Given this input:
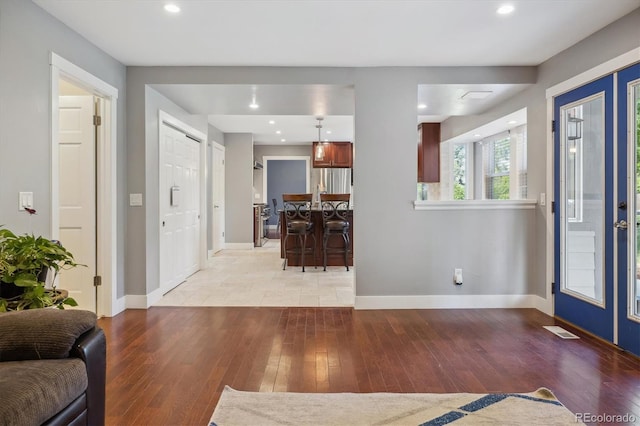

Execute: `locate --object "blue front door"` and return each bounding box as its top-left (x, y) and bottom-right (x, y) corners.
top-left (616, 62), bottom-right (640, 356)
top-left (554, 63), bottom-right (640, 356)
top-left (554, 74), bottom-right (615, 342)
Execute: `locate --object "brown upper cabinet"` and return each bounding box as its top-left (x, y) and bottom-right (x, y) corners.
top-left (313, 142), bottom-right (353, 168)
top-left (417, 123), bottom-right (440, 182)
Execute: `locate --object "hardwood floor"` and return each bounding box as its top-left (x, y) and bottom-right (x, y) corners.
top-left (99, 307), bottom-right (640, 425)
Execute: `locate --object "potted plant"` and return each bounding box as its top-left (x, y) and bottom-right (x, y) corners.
top-left (0, 227), bottom-right (81, 311)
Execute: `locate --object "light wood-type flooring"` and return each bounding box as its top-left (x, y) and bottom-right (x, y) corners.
top-left (154, 239), bottom-right (355, 308)
top-left (99, 307), bottom-right (640, 425)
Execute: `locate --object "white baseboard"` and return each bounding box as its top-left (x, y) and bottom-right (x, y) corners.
top-left (354, 294), bottom-right (547, 310)
top-left (224, 243), bottom-right (254, 250)
top-left (124, 287), bottom-right (165, 309)
top-left (111, 296), bottom-right (126, 316)
top-left (534, 295), bottom-right (553, 316)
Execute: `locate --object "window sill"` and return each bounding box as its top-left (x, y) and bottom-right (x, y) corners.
top-left (413, 199), bottom-right (538, 211)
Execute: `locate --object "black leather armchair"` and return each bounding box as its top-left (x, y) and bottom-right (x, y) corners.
top-left (0, 309), bottom-right (106, 426)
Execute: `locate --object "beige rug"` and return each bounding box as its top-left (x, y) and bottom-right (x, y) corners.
top-left (209, 386), bottom-right (581, 425)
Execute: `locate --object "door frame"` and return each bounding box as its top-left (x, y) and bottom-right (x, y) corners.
top-left (544, 47), bottom-right (640, 317)
top-left (210, 140), bottom-right (225, 256)
top-left (158, 111), bottom-right (208, 290)
top-left (50, 52), bottom-right (118, 317)
top-left (262, 155), bottom-right (311, 217)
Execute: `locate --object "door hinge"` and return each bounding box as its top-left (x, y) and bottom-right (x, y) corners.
top-left (551, 282), bottom-right (555, 294)
top-left (222, 231), bottom-right (225, 237)
top-left (551, 120), bottom-right (556, 133)
top-left (551, 201), bottom-right (555, 213)
top-left (93, 115), bottom-right (102, 126)
top-left (93, 275), bottom-right (102, 287)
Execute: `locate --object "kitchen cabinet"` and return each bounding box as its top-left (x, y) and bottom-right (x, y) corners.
top-left (313, 142), bottom-right (353, 168)
top-left (418, 123), bottom-right (440, 183)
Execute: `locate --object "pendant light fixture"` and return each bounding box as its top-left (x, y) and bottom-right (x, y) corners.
top-left (314, 117), bottom-right (325, 161)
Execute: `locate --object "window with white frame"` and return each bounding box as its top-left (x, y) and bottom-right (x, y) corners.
top-left (485, 136), bottom-right (511, 199)
top-left (481, 125), bottom-right (527, 200)
top-left (452, 143), bottom-right (472, 200)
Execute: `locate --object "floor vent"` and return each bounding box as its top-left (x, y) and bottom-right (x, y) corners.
top-left (543, 326), bottom-right (580, 339)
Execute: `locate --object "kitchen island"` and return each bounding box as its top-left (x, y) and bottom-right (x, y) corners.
top-left (280, 209), bottom-right (353, 267)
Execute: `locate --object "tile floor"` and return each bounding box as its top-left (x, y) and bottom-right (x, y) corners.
top-left (154, 239), bottom-right (355, 307)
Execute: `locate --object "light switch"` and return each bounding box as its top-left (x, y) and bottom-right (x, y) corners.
top-left (129, 193), bottom-right (143, 207)
top-left (19, 192), bottom-right (33, 211)
top-left (540, 193), bottom-right (546, 206)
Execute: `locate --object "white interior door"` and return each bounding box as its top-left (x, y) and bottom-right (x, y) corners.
top-left (211, 142), bottom-right (225, 254)
top-left (160, 122), bottom-right (201, 294)
top-left (184, 135), bottom-right (200, 275)
top-left (58, 95), bottom-right (96, 311)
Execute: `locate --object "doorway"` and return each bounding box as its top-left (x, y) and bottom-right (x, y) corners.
top-left (210, 141), bottom-right (225, 255)
top-left (553, 63), bottom-right (640, 356)
top-left (50, 53), bottom-right (118, 317)
top-left (263, 156), bottom-right (311, 236)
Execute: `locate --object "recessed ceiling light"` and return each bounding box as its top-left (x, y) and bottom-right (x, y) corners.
top-left (497, 4), bottom-right (514, 15)
top-left (326, 130), bottom-right (332, 134)
top-left (268, 120), bottom-right (275, 125)
top-left (249, 102), bottom-right (259, 109)
top-left (418, 103), bottom-right (427, 109)
top-left (474, 134), bottom-right (482, 138)
top-left (281, 139), bottom-right (286, 142)
top-left (508, 120), bottom-right (517, 125)
top-left (276, 130), bottom-right (281, 134)
top-left (164, 4), bottom-right (181, 13)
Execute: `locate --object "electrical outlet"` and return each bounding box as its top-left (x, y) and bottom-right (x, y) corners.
top-left (454, 268), bottom-right (463, 285)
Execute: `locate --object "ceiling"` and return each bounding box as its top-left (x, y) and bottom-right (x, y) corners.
top-left (35, 0), bottom-right (640, 144)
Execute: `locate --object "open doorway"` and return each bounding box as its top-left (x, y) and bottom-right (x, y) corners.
top-left (50, 53), bottom-right (118, 317)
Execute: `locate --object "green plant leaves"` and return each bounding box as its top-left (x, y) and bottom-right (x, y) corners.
top-left (0, 226), bottom-right (84, 310)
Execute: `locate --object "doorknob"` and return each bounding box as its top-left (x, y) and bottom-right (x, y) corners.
top-left (614, 220), bottom-right (628, 230)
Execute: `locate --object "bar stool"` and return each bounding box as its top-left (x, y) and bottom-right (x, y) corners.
top-left (320, 193), bottom-right (351, 271)
top-left (272, 197), bottom-right (282, 237)
top-left (282, 193), bottom-right (316, 272)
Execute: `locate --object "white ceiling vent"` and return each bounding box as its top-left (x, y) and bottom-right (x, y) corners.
top-left (460, 91), bottom-right (493, 100)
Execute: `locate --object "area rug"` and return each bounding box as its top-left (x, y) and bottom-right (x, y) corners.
top-left (209, 386), bottom-right (581, 425)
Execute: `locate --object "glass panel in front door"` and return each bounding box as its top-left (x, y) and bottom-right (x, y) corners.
top-left (561, 95), bottom-right (605, 304)
top-left (633, 83), bottom-right (640, 319)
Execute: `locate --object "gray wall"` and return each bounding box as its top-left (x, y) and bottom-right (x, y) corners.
top-left (3, 0), bottom-right (637, 305)
top-left (441, 6), bottom-right (640, 298)
top-left (0, 0), bottom-right (127, 297)
top-left (124, 86), bottom-right (208, 296)
top-left (125, 66), bottom-right (539, 300)
top-left (224, 133), bottom-right (254, 244)
top-left (253, 145), bottom-right (313, 205)
top-left (265, 160), bottom-right (308, 226)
